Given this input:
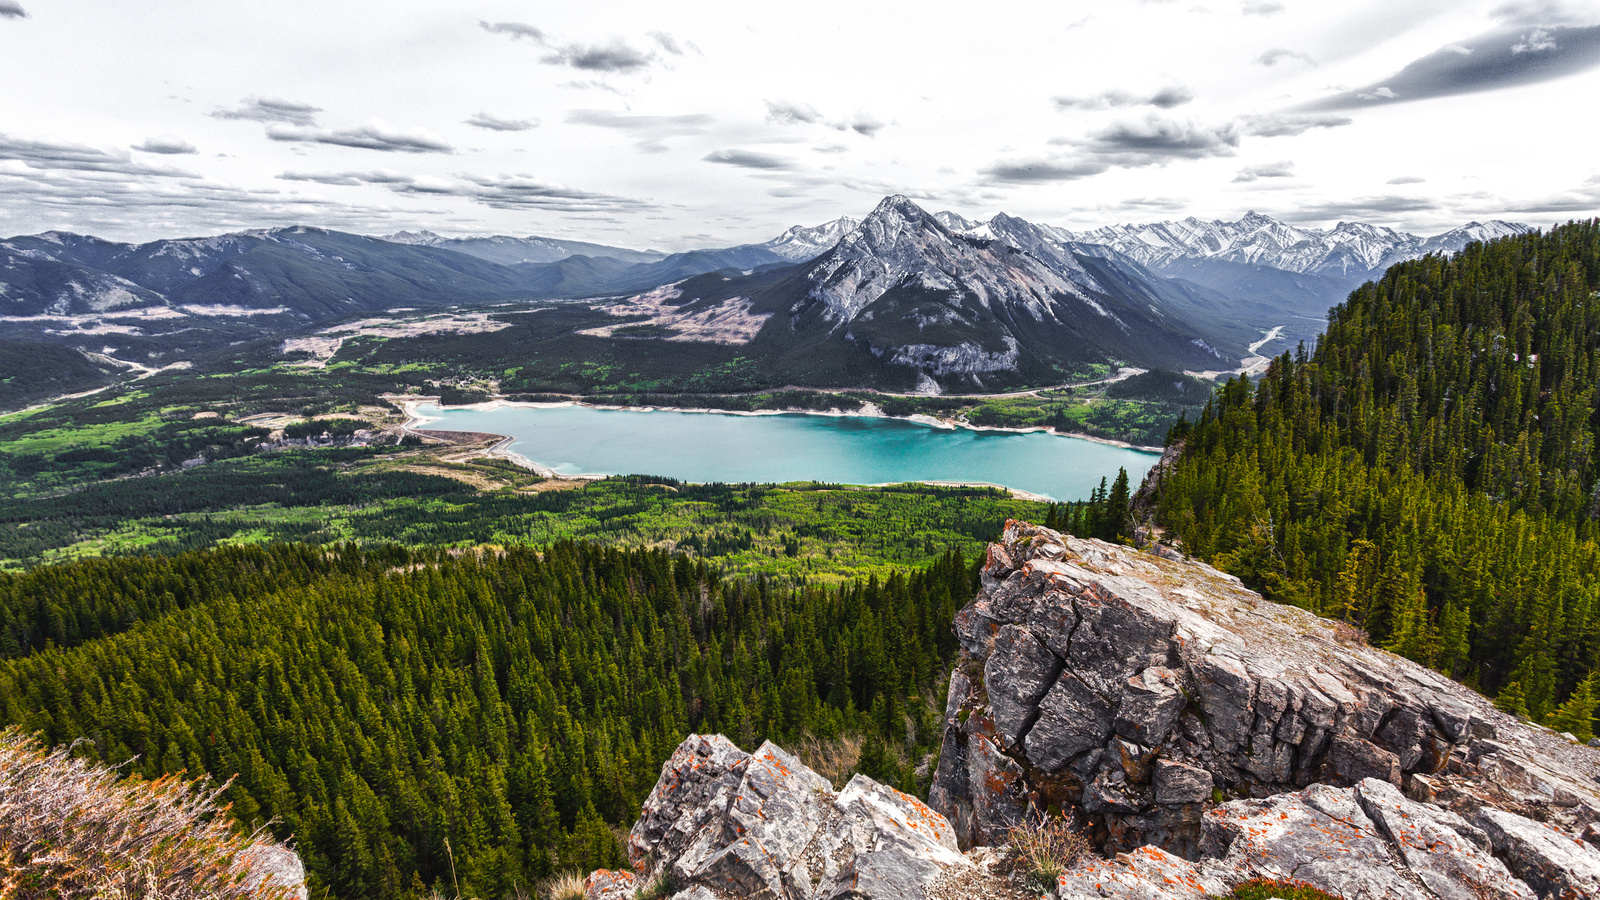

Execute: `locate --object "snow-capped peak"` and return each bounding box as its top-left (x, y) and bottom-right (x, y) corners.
top-left (759, 216), bottom-right (861, 261)
top-left (1064, 212), bottom-right (1534, 278)
top-left (383, 230), bottom-right (447, 246)
top-left (803, 195), bottom-right (1102, 323)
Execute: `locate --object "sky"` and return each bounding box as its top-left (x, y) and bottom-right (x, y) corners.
top-left (2, 0), bottom-right (1598, 249)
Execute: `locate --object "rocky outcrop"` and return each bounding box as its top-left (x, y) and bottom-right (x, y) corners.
top-left (621, 734), bottom-right (971, 900)
top-left (1057, 778), bottom-right (1537, 900)
top-left (589, 523), bottom-right (1600, 899)
top-left (931, 521), bottom-right (1600, 899)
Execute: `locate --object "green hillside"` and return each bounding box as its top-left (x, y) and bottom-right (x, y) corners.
top-left (0, 542), bottom-right (972, 899)
top-left (1152, 220), bottom-right (1600, 726)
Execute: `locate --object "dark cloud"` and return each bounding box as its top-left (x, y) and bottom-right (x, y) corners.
top-left (763, 100), bottom-right (889, 137)
top-left (1086, 116), bottom-right (1240, 161)
top-left (278, 169), bottom-right (417, 187)
top-left (1300, 24), bottom-right (1600, 111)
top-left (458, 174), bottom-right (648, 213)
top-left (703, 149), bottom-right (796, 170)
top-left (1292, 196), bottom-right (1443, 219)
top-left (650, 32), bottom-right (685, 55)
top-left (1052, 87), bottom-right (1195, 109)
top-left (275, 169), bottom-right (649, 214)
top-left (1256, 48), bottom-right (1316, 66)
top-left (479, 20), bottom-right (545, 42)
top-left (0, 133), bottom-right (193, 177)
top-left (547, 40), bottom-right (653, 73)
top-left (567, 109), bottom-right (712, 152)
top-left (848, 114), bottom-right (887, 137)
top-left (1233, 161), bottom-right (1295, 182)
top-left (132, 135), bottom-right (198, 155)
top-left (211, 97), bottom-right (322, 127)
top-left (985, 110), bottom-right (1348, 185)
top-left (1387, 175), bottom-right (1427, 184)
top-left (1112, 197), bottom-right (1190, 212)
top-left (482, 20), bottom-right (658, 73)
top-left (0, 153), bottom-right (443, 239)
top-left (1505, 176), bottom-right (1600, 213)
top-left (465, 112), bottom-right (538, 132)
top-left (0, 1), bottom-right (25, 18)
top-left (981, 158), bottom-right (1110, 183)
top-left (266, 123), bottom-right (453, 153)
top-left (1242, 1), bottom-right (1284, 14)
top-left (766, 100), bottom-right (824, 125)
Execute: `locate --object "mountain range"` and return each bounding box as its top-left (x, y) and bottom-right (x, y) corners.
top-left (0, 200), bottom-right (1532, 399)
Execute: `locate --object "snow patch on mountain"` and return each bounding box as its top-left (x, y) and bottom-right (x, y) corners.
top-left (804, 196), bottom-right (1100, 325)
top-left (758, 216), bottom-right (861, 261)
top-left (1068, 212), bottom-right (1532, 278)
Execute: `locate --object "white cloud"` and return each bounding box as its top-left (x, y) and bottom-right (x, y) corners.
top-left (0, 3), bottom-right (1594, 244)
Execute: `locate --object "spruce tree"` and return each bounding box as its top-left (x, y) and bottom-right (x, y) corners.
top-left (1549, 673), bottom-right (1598, 743)
top-left (1103, 468), bottom-right (1132, 543)
top-left (1495, 681), bottom-right (1530, 719)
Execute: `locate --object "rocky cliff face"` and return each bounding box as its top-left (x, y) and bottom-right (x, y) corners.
top-left (597, 734), bottom-right (977, 900)
top-left (929, 521), bottom-right (1600, 899)
top-left (584, 522), bottom-right (1600, 900)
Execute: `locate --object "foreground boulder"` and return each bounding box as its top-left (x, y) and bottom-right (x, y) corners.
top-left (622, 734), bottom-right (970, 900)
top-left (930, 521), bottom-right (1600, 898)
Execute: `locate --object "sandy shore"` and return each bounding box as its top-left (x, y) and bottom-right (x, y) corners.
top-left (393, 394), bottom-right (1159, 498)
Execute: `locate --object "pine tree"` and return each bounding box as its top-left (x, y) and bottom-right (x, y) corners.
top-left (1384, 589), bottom-right (1439, 667)
top-left (1435, 595), bottom-right (1471, 679)
top-left (1549, 673), bottom-right (1598, 743)
top-left (1103, 468), bottom-right (1132, 543)
top-left (1495, 681), bottom-right (1530, 719)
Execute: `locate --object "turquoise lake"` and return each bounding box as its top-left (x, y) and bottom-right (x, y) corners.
top-left (412, 403), bottom-right (1160, 502)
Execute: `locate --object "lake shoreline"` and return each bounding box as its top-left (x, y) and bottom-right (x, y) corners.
top-left (396, 395), bottom-right (1158, 500)
top-left (398, 395), bottom-right (1163, 452)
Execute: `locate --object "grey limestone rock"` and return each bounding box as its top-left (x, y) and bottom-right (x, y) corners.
top-left (1152, 760), bottom-right (1211, 805)
top-left (984, 625), bottom-right (1061, 748)
top-left (1026, 670), bottom-right (1112, 772)
top-left (626, 734), bottom-right (970, 900)
top-left (1353, 778), bottom-right (1534, 900)
top-left (929, 521), bottom-right (1600, 898)
top-left (1113, 666), bottom-right (1187, 747)
top-left (1474, 807), bottom-right (1600, 900)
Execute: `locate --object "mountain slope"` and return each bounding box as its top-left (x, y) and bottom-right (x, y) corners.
top-left (1150, 220), bottom-right (1600, 726)
top-left (597, 196), bottom-right (1248, 390)
top-left (748, 216), bottom-right (861, 261)
top-left (0, 247), bottom-right (168, 317)
top-left (3, 227), bottom-right (549, 324)
top-left (383, 230), bottom-right (666, 266)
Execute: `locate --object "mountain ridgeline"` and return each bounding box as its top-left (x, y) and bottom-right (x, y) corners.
top-left (1151, 219), bottom-right (1600, 727)
top-left (2, 200), bottom-right (1529, 404)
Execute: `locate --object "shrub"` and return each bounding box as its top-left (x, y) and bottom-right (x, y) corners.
top-left (0, 727), bottom-right (300, 900)
top-left (1003, 813), bottom-right (1092, 891)
top-left (542, 872), bottom-right (586, 900)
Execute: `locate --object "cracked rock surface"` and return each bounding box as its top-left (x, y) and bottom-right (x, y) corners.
top-left (930, 521), bottom-right (1600, 899)
top-left (622, 734), bottom-right (969, 900)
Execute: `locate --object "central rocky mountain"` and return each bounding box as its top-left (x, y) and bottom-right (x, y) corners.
top-left (593, 196), bottom-right (1254, 390)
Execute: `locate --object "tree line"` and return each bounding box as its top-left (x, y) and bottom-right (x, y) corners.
top-left (1151, 221), bottom-right (1600, 736)
top-left (0, 541), bottom-right (975, 899)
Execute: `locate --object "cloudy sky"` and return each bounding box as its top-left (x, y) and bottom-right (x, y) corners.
top-left (2, 0), bottom-right (1598, 248)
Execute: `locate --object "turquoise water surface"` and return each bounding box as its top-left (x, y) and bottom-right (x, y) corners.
top-left (413, 403), bottom-right (1159, 502)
